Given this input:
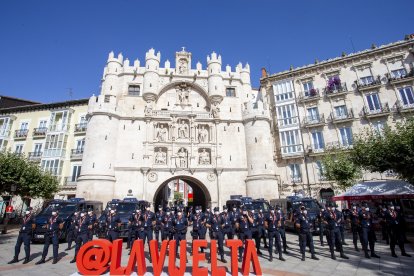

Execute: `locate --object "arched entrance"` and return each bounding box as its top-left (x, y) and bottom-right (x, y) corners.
top-left (153, 176), bottom-right (211, 211)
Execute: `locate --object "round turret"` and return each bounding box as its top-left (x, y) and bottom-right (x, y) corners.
top-left (207, 52), bottom-right (224, 101)
top-left (143, 48), bottom-right (161, 100)
top-left (102, 51), bottom-right (122, 97)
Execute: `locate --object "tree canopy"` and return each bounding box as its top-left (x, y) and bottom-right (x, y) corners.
top-left (0, 150), bottom-right (59, 199)
top-left (351, 118), bottom-right (414, 184)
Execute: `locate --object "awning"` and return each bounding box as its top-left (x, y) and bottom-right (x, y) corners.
top-left (332, 180), bottom-right (414, 201)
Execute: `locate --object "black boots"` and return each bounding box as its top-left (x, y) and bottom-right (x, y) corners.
top-left (70, 258), bottom-right (77, 263)
top-left (269, 255), bottom-right (273, 262)
top-left (340, 252), bottom-right (349, 259)
top-left (331, 252), bottom-right (336, 260)
top-left (35, 258), bottom-right (45, 265)
top-left (279, 254), bottom-right (286, 261)
top-left (220, 255), bottom-right (227, 263)
top-left (311, 254), bottom-right (319, 260)
top-left (371, 252), bottom-right (380, 258)
top-left (354, 245), bottom-right (359, 252)
top-left (52, 258), bottom-right (58, 264)
top-left (8, 257), bottom-right (18, 264)
top-left (402, 252), bottom-right (412, 257)
top-left (22, 258), bottom-right (30, 264)
top-left (301, 254), bottom-right (305, 261)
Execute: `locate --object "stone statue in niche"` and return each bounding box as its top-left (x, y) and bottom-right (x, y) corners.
top-left (145, 100), bottom-right (153, 116)
top-left (212, 102), bottom-right (220, 118)
top-left (199, 148), bottom-right (210, 165)
top-left (176, 148), bottom-right (188, 168)
top-left (178, 58), bottom-right (188, 74)
top-left (177, 120), bottom-right (189, 139)
top-left (156, 124), bottom-right (168, 142)
top-left (155, 148), bottom-right (167, 164)
top-left (176, 83), bottom-right (189, 105)
top-left (198, 125), bottom-right (208, 143)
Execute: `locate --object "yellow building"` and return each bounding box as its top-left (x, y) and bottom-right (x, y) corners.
top-left (0, 96), bottom-right (88, 212)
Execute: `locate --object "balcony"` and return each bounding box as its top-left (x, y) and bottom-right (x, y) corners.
top-left (150, 110), bottom-right (213, 120)
top-left (28, 151), bottom-right (42, 162)
top-left (14, 129), bottom-right (29, 140)
top-left (0, 128), bottom-right (11, 139)
top-left (290, 176), bottom-right (303, 183)
top-left (43, 148), bottom-right (66, 158)
top-left (306, 145), bottom-right (325, 156)
top-left (302, 114), bottom-right (325, 128)
top-left (324, 83), bottom-right (348, 98)
top-left (280, 145), bottom-right (304, 159)
top-left (326, 141), bottom-right (353, 150)
top-left (70, 148), bottom-right (84, 160)
top-left (356, 76), bottom-right (382, 92)
top-left (360, 103), bottom-right (390, 118)
top-left (48, 124), bottom-right (69, 132)
top-left (328, 109), bottom-right (355, 124)
top-left (297, 89), bottom-right (320, 104)
top-left (63, 177), bottom-right (78, 188)
top-left (392, 100), bottom-right (414, 113)
top-left (33, 127), bottom-right (47, 138)
top-left (386, 69), bottom-right (414, 85)
top-left (277, 117), bottom-right (299, 129)
top-left (74, 123), bottom-right (87, 135)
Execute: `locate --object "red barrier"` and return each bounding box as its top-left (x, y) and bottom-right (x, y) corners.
top-left (76, 238), bottom-right (262, 275)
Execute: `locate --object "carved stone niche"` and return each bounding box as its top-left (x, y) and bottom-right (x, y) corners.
top-left (154, 123), bottom-right (169, 142)
top-left (154, 147), bottom-right (168, 165)
top-left (196, 124), bottom-right (210, 143)
top-left (175, 147), bottom-right (188, 168)
top-left (176, 118), bottom-right (190, 140)
top-left (198, 148), bottom-right (211, 165)
top-left (175, 82), bottom-right (191, 107)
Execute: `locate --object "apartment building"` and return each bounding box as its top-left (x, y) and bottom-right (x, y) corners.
top-left (261, 34), bottom-right (414, 201)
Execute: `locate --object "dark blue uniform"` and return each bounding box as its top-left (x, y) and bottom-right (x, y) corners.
top-left (154, 210), bottom-right (165, 243)
top-left (11, 212), bottom-right (35, 263)
top-left (39, 214), bottom-right (63, 264)
top-left (317, 209), bottom-right (325, 246)
top-left (386, 209), bottom-right (411, 257)
top-left (72, 215), bottom-right (91, 262)
top-left (220, 211), bottom-right (233, 239)
top-left (87, 213), bottom-right (97, 241)
top-left (190, 212), bottom-right (206, 240)
top-left (256, 211), bottom-right (268, 251)
top-left (173, 215), bottom-right (188, 257)
top-left (66, 213), bottom-right (79, 250)
top-left (208, 213), bottom-right (225, 261)
top-left (324, 209), bottom-right (347, 259)
top-left (358, 209), bottom-right (378, 258)
top-left (106, 213), bottom-right (121, 241)
top-left (296, 212), bottom-right (317, 260)
top-left (237, 211), bottom-right (253, 260)
top-left (141, 210), bottom-right (155, 246)
top-left (265, 211), bottom-right (283, 261)
top-left (162, 213), bottom-right (174, 240)
top-left (349, 208), bottom-right (360, 251)
top-left (278, 209), bottom-right (288, 252)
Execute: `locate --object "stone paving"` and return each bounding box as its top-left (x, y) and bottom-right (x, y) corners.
top-left (0, 227), bottom-right (413, 275)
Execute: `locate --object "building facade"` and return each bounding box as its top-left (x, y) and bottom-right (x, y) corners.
top-left (261, 35), bottom-right (414, 201)
top-left (0, 98), bottom-right (89, 212)
top-left (75, 49), bottom-right (278, 209)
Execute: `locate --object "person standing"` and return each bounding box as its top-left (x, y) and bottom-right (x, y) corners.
top-left (358, 203), bottom-right (380, 259)
top-left (295, 206), bottom-right (319, 261)
top-left (126, 209), bottom-right (136, 249)
top-left (141, 205), bottom-right (155, 250)
top-left (173, 208), bottom-right (188, 259)
top-left (236, 206), bottom-right (254, 262)
top-left (66, 211), bottom-right (79, 251)
top-left (154, 205), bottom-right (164, 244)
top-left (249, 207), bottom-right (262, 256)
top-left (317, 206), bottom-right (325, 246)
top-left (8, 207), bottom-right (35, 264)
top-left (229, 205), bottom-right (239, 239)
top-left (220, 206), bottom-right (233, 240)
top-left (87, 209), bottom-right (97, 241)
top-left (264, 206), bottom-right (285, 262)
top-left (276, 205), bottom-right (289, 254)
top-left (36, 210), bottom-right (64, 265)
top-left (207, 207), bottom-right (226, 263)
top-left (324, 203), bottom-right (349, 260)
top-left (349, 204), bottom-right (360, 252)
top-left (106, 209), bottom-right (121, 242)
top-left (162, 207), bottom-right (174, 241)
top-left (70, 211), bottom-right (91, 263)
top-left (257, 208), bottom-right (268, 250)
top-left (386, 204), bottom-right (411, 258)
top-left (189, 206), bottom-right (206, 253)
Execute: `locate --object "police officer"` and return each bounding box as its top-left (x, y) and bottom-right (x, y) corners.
top-left (358, 203), bottom-right (380, 258)
top-left (106, 209), bottom-right (121, 242)
top-left (377, 204), bottom-right (389, 245)
top-left (236, 206), bottom-right (254, 262)
top-left (386, 204), bottom-right (411, 258)
top-left (349, 204), bottom-right (360, 251)
top-left (190, 206), bottom-right (206, 253)
top-left (264, 206), bottom-right (285, 262)
top-left (324, 203), bottom-right (349, 260)
top-left (207, 207), bottom-right (226, 263)
top-left (229, 205), bottom-right (239, 239)
top-left (154, 205), bottom-right (164, 244)
top-left (87, 209), bottom-right (97, 241)
top-left (129, 208), bottom-right (143, 249)
top-left (317, 206), bottom-right (325, 246)
top-left (141, 204), bottom-right (155, 250)
top-left (205, 206), bottom-right (213, 240)
top-left (295, 206), bottom-right (319, 261)
top-left (8, 207), bottom-right (35, 264)
top-left (66, 211), bottom-right (79, 251)
top-left (337, 206), bottom-right (347, 245)
top-left (70, 211), bottom-right (91, 263)
top-left (126, 209), bottom-right (136, 249)
top-left (257, 208), bottom-right (268, 250)
top-left (173, 208), bottom-right (188, 258)
top-left (276, 205), bottom-right (289, 254)
top-left (249, 207), bottom-right (262, 255)
top-left (162, 207), bottom-right (174, 241)
top-left (36, 209), bottom-right (64, 265)
top-left (221, 206), bottom-right (233, 240)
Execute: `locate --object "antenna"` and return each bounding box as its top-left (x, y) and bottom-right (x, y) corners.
top-left (67, 88), bottom-right (73, 99)
top-left (349, 36), bottom-right (356, 53)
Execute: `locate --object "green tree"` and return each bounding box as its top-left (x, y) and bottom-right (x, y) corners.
top-left (351, 118), bottom-right (414, 184)
top-left (0, 150), bottom-right (59, 199)
top-left (322, 149), bottom-right (361, 191)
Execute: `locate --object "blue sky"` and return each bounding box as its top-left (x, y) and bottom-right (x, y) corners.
top-left (0, 0), bottom-right (413, 103)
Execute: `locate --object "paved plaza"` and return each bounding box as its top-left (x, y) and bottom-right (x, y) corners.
top-left (0, 228), bottom-right (413, 276)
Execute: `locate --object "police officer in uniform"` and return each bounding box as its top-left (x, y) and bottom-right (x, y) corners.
top-left (264, 206), bottom-right (285, 262)
top-left (162, 207), bottom-right (174, 241)
top-left (205, 206), bottom-right (213, 240)
top-left (207, 207), bottom-right (226, 263)
top-left (70, 211), bottom-right (91, 263)
top-left (189, 206), bottom-right (206, 253)
top-left (87, 209), bottom-right (97, 241)
top-left (106, 209), bottom-right (121, 242)
top-left (154, 205), bottom-right (164, 244)
top-left (276, 205), bottom-right (289, 254)
top-left (173, 208), bottom-right (188, 258)
top-left (349, 204), bottom-right (360, 251)
top-left (126, 209), bottom-right (136, 249)
top-left (386, 204), bottom-right (411, 258)
top-left (337, 206), bottom-right (347, 245)
top-left (295, 206), bottom-right (319, 261)
top-left (36, 210), bottom-right (64, 265)
top-left (257, 208), bottom-right (268, 250)
top-left (358, 203), bottom-right (380, 258)
top-left (8, 207), bottom-right (35, 264)
top-left (221, 206), bottom-right (233, 240)
top-left (236, 206), bottom-right (254, 262)
top-left (317, 206), bottom-right (325, 246)
top-left (129, 208), bottom-right (143, 252)
top-left (229, 205), bottom-right (239, 239)
top-left (324, 203), bottom-right (349, 260)
top-left (141, 204), bottom-right (155, 250)
top-left (249, 207), bottom-right (262, 256)
top-left (66, 211), bottom-right (79, 251)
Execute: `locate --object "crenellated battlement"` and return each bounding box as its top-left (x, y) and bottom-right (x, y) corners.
top-left (88, 94), bottom-right (118, 116)
top-left (145, 48), bottom-right (161, 62)
top-left (207, 52), bottom-right (222, 64)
